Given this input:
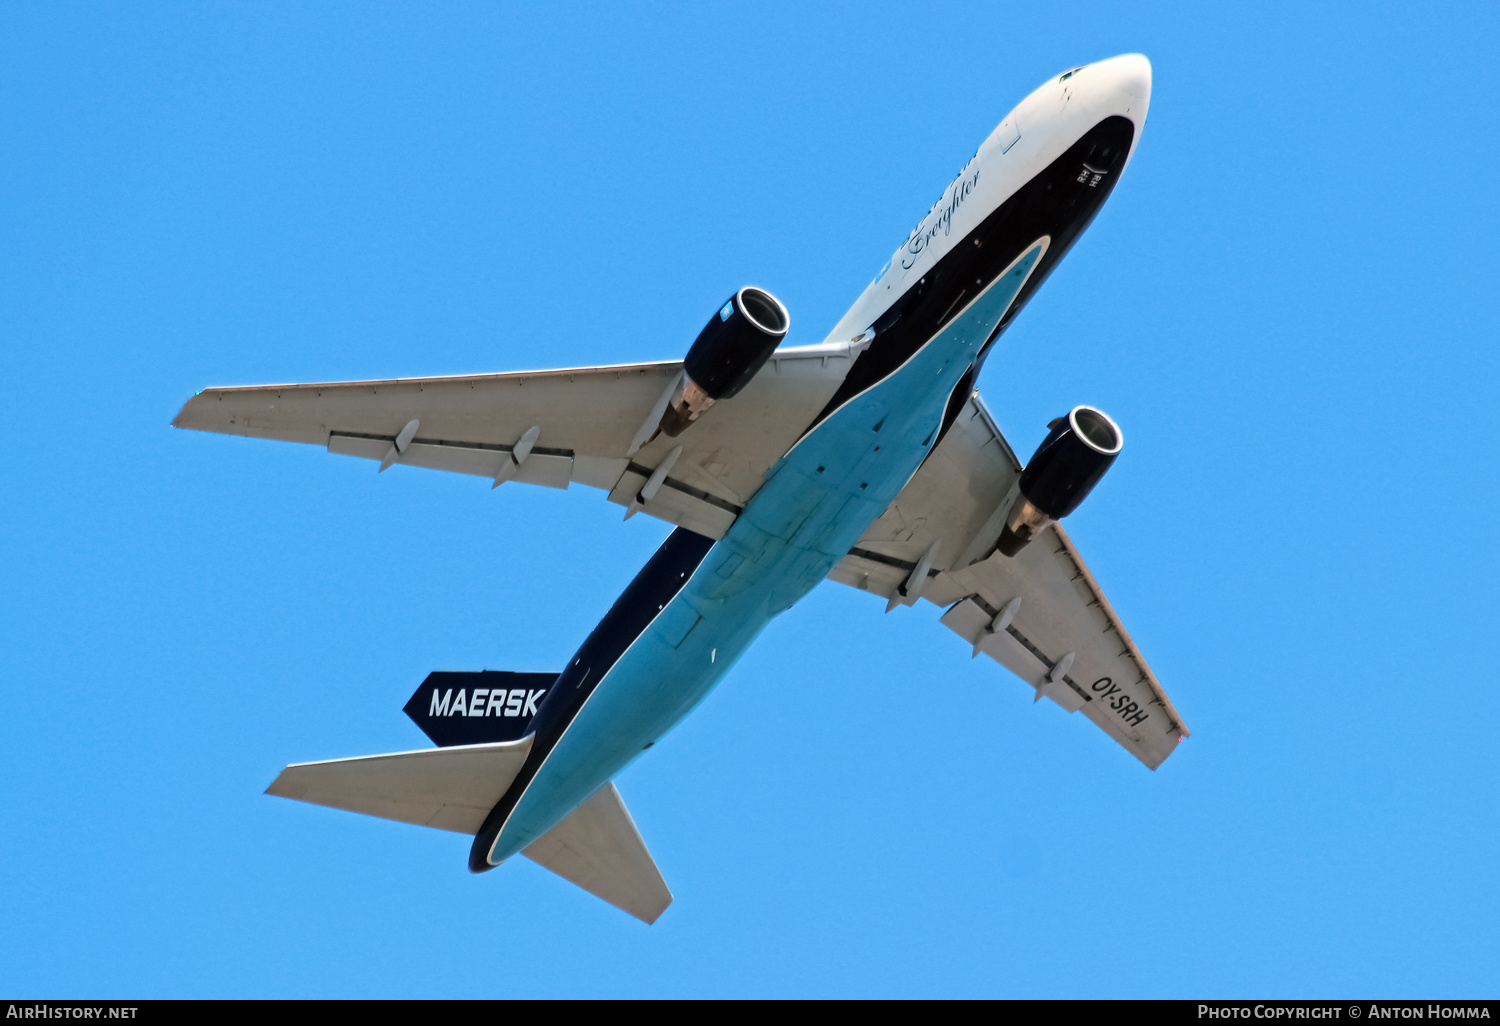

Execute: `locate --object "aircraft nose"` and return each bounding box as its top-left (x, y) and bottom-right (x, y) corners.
top-left (1095, 53), bottom-right (1152, 103)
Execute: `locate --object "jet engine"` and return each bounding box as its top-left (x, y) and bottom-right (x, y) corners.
top-left (996, 406), bottom-right (1123, 556)
top-left (659, 287), bottom-right (790, 437)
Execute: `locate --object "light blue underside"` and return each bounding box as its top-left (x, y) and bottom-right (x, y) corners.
top-left (490, 242), bottom-right (1045, 862)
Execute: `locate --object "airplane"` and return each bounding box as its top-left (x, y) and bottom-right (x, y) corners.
top-left (173, 53), bottom-right (1187, 924)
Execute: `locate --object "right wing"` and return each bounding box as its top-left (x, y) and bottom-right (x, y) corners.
top-left (829, 392), bottom-right (1188, 769)
top-left (173, 344), bottom-right (860, 540)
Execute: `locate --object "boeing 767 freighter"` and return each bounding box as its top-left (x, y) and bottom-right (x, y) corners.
top-left (174, 54), bottom-right (1186, 923)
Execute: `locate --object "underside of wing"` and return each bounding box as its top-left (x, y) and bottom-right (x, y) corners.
top-left (174, 346), bottom-right (857, 539)
top-left (828, 392), bottom-right (1188, 769)
top-left (928, 524), bottom-right (1187, 768)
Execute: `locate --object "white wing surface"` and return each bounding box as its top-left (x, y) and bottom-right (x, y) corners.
top-left (265, 738), bottom-right (534, 834)
top-left (173, 345), bottom-right (858, 540)
top-left (522, 782), bottom-right (673, 924)
top-left (266, 742), bottom-right (671, 922)
top-left (828, 393), bottom-right (1188, 769)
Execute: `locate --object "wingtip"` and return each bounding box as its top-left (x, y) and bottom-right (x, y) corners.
top-left (169, 399), bottom-right (194, 429)
top-left (637, 894), bottom-right (673, 926)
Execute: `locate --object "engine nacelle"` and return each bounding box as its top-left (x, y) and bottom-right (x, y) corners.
top-left (659, 287), bottom-right (789, 437)
top-left (996, 406), bottom-right (1123, 557)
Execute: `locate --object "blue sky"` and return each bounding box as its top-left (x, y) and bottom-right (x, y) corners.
top-left (2, 1), bottom-right (1497, 998)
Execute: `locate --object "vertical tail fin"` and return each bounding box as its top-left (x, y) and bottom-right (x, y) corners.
top-left (403, 670), bottom-right (556, 747)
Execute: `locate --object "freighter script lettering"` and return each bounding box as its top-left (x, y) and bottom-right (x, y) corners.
top-left (901, 160), bottom-right (981, 270)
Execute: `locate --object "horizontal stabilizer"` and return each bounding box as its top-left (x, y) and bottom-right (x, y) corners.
top-left (523, 782), bottom-right (672, 925)
top-left (265, 737), bottom-right (533, 834)
top-left (404, 670), bottom-right (556, 747)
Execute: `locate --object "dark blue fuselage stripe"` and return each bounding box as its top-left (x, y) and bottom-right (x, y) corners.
top-left (808, 116), bottom-right (1137, 430)
top-left (468, 527), bottom-right (716, 870)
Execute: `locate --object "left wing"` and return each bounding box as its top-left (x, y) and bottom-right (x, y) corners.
top-left (173, 344), bottom-right (859, 540)
top-left (828, 393), bottom-right (1188, 769)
